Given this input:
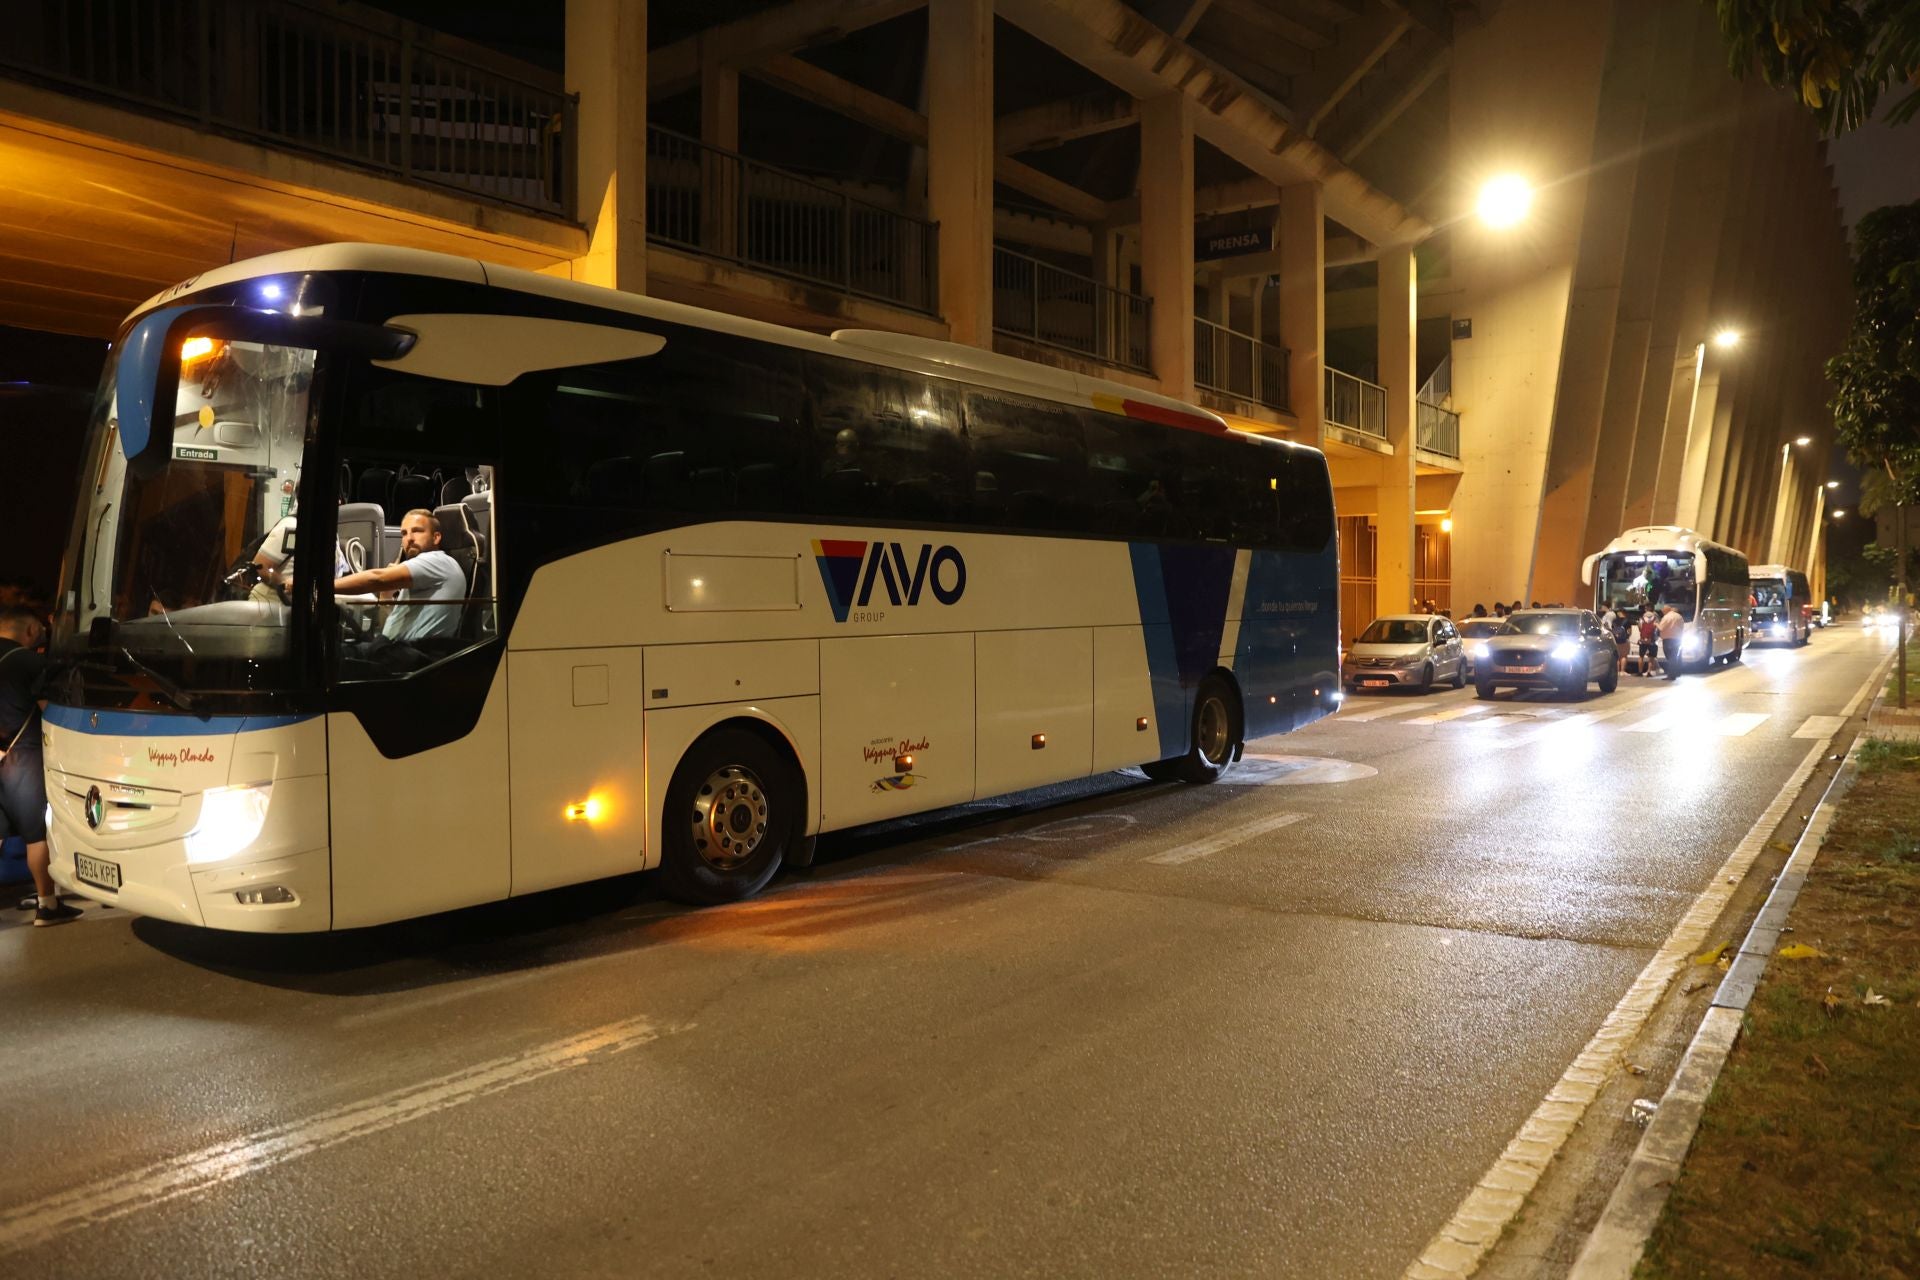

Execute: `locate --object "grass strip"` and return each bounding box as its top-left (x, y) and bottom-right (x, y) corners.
top-left (1636, 739), bottom-right (1920, 1278)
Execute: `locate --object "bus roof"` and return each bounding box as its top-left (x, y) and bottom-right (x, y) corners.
top-left (1580, 525), bottom-right (1747, 585)
top-left (130, 243), bottom-right (1306, 453)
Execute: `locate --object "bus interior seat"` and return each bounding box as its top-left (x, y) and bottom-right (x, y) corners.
top-left (439, 474), bottom-right (472, 506)
top-left (355, 467), bottom-right (396, 511)
top-left (972, 470), bottom-right (1005, 522)
top-left (1011, 491), bottom-right (1053, 527)
top-left (825, 468), bottom-right (868, 512)
top-left (432, 504), bottom-right (488, 639)
top-left (335, 502), bottom-right (384, 575)
top-left (687, 466), bottom-right (733, 508)
top-left (889, 478), bottom-right (935, 519)
top-left (736, 462), bottom-right (781, 510)
top-left (586, 456), bottom-right (637, 507)
top-left (391, 472), bottom-right (435, 515)
top-left (461, 491), bottom-right (491, 536)
top-left (643, 451), bottom-right (688, 504)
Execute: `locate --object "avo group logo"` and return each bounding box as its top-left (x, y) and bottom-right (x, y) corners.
top-left (812, 539), bottom-right (967, 623)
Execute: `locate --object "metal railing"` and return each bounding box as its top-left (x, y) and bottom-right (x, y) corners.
top-left (647, 125), bottom-right (938, 314)
top-left (1417, 399), bottom-right (1461, 458)
top-left (1, 0), bottom-right (574, 216)
top-left (1194, 319), bottom-right (1289, 412)
top-left (992, 245), bottom-right (1151, 373)
top-left (1325, 367), bottom-right (1388, 439)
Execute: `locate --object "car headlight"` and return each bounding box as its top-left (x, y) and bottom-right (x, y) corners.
top-left (1551, 641), bottom-right (1582, 661)
top-left (1470, 641), bottom-right (1490, 658)
top-left (185, 783), bottom-right (273, 865)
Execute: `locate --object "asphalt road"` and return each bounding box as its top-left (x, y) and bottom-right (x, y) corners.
top-left (0, 624), bottom-right (1892, 1279)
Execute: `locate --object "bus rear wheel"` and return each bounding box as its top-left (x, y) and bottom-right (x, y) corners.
top-left (1142, 676), bottom-right (1242, 784)
top-left (659, 727), bottom-right (798, 905)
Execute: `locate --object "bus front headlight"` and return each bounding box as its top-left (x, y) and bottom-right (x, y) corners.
top-left (1681, 632), bottom-right (1705, 656)
top-left (185, 784), bottom-right (273, 865)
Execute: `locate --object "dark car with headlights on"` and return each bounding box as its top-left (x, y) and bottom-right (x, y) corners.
top-left (1475, 609), bottom-right (1619, 700)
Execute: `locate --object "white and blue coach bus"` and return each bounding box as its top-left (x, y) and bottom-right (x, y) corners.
top-left (42, 244), bottom-right (1338, 932)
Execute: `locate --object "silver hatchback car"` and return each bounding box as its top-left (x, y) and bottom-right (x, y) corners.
top-left (1341, 614), bottom-right (1466, 694)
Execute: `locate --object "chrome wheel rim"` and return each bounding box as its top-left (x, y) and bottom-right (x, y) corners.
top-left (1196, 695), bottom-right (1231, 765)
top-left (690, 765), bottom-right (771, 871)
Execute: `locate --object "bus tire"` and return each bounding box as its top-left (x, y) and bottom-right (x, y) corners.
top-left (658, 727), bottom-right (798, 905)
top-left (1730, 630), bottom-right (1745, 663)
top-left (1160, 675), bottom-right (1242, 784)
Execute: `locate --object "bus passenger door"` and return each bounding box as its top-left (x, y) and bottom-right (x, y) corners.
top-left (507, 647), bottom-right (646, 895)
top-left (819, 634), bottom-right (975, 829)
top-left (976, 628), bottom-right (1094, 795)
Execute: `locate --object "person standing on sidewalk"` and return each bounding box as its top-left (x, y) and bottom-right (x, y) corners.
top-left (0, 605), bottom-right (79, 926)
top-left (1656, 604), bottom-right (1687, 680)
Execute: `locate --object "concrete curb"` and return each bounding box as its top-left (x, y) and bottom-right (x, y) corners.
top-left (1563, 728), bottom-right (1871, 1279)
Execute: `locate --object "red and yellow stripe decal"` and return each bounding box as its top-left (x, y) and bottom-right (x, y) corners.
top-left (1089, 392), bottom-right (1227, 436)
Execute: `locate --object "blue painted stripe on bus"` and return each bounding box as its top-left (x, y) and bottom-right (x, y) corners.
top-left (1157, 544), bottom-right (1236, 690)
top-left (43, 705), bottom-right (318, 737)
top-left (1128, 543), bottom-right (1187, 759)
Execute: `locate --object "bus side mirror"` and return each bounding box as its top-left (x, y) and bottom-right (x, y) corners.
top-left (114, 305), bottom-right (415, 477)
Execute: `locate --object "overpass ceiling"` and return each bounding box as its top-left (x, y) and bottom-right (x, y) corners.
top-left (0, 120), bottom-right (575, 338)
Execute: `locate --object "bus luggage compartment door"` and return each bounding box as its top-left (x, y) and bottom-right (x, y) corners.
top-left (507, 648), bottom-right (646, 895)
top-left (820, 633), bottom-right (975, 829)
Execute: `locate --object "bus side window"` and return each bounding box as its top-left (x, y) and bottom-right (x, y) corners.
top-left (335, 367), bottom-right (501, 680)
top-left (806, 358), bottom-right (967, 524)
top-left (965, 393), bottom-right (1088, 533)
top-left (1082, 411), bottom-right (1184, 538)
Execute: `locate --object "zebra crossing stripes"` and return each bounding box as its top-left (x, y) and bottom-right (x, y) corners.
top-left (1337, 699), bottom-right (1438, 723)
top-left (1793, 715), bottom-right (1846, 739)
top-left (1402, 704), bottom-right (1493, 725)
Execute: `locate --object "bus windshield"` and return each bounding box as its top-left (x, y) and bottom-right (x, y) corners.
top-left (1594, 550), bottom-right (1696, 620)
top-left (54, 339), bottom-right (319, 695)
top-left (1751, 577), bottom-right (1787, 610)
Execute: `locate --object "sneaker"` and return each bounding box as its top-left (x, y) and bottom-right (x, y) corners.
top-left (34, 902), bottom-right (82, 928)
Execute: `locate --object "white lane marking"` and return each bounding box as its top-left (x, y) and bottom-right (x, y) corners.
top-left (1462, 714), bottom-right (1532, 731)
top-left (1339, 699), bottom-right (1438, 722)
top-left (1793, 714), bottom-right (1846, 740)
top-left (1407, 641), bottom-right (1899, 1280)
top-left (0, 1016), bottom-right (677, 1257)
top-left (1714, 712), bottom-right (1770, 737)
top-left (1144, 811), bottom-right (1305, 865)
top-left (1491, 703), bottom-right (1636, 748)
top-left (1404, 704), bottom-right (1493, 726)
top-left (1622, 711), bottom-right (1675, 733)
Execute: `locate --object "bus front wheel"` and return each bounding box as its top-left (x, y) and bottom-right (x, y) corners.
top-left (659, 727), bottom-right (799, 905)
top-left (1142, 676), bottom-right (1242, 784)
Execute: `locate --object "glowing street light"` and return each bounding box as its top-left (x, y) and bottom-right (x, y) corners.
top-left (1827, 479), bottom-right (1841, 488)
top-left (1440, 516), bottom-right (1454, 533)
top-left (1794, 435), bottom-right (1813, 446)
top-left (1712, 328), bottom-right (1742, 349)
top-left (1476, 175), bottom-right (1533, 229)
top-left (1832, 509), bottom-right (1847, 519)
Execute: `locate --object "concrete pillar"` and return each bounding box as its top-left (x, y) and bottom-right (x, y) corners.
top-left (927, 0), bottom-right (994, 347)
top-left (566, 0), bottom-right (648, 293)
top-left (1140, 93), bottom-right (1196, 398)
top-left (1277, 181), bottom-right (1324, 443)
top-left (700, 53), bottom-right (739, 257)
top-left (1376, 245), bottom-right (1418, 613)
top-left (1532, 0), bottom-right (1661, 605)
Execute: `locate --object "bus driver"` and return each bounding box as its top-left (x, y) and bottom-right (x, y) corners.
top-left (331, 508), bottom-right (466, 642)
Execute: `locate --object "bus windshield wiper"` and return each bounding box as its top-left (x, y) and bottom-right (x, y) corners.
top-left (117, 647), bottom-right (200, 715)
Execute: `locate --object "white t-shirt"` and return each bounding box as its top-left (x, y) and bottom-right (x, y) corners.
top-left (257, 516), bottom-right (348, 578)
top-left (1656, 609), bottom-right (1686, 641)
top-left (382, 549), bottom-right (467, 642)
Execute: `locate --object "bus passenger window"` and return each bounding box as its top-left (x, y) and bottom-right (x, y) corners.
top-left (333, 366), bottom-right (500, 682)
top-left (806, 357), bottom-right (967, 523)
top-left (965, 393), bottom-right (1087, 533)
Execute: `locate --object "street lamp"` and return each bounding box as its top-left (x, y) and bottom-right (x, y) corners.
top-left (1827, 479), bottom-right (1841, 489)
top-left (1712, 328), bottom-right (1743, 349)
top-left (1794, 435), bottom-right (1813, 447)
top-left (1832, 509), bottom-right (1847, 519)
top-left (1476, 175), bottom-right (1533, 229)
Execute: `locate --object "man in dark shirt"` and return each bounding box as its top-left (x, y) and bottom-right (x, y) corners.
top-left (0, 604), bottom-right (78, 925)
